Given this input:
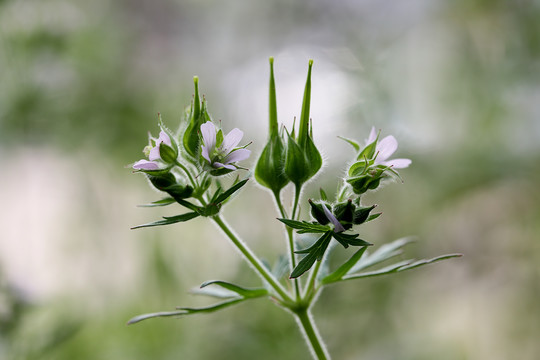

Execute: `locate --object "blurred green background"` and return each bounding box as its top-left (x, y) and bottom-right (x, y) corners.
top-left (1, 0), bottom-right (539, 359)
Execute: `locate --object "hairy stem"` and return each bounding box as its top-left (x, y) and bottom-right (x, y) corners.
top-left (212, 215), bottom-right (293, 303)
top-left (273, 190), bottom-right (300, 300)
top-left (296, 308), bottom-right (330, 360)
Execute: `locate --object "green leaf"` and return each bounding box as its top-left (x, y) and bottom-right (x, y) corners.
top-left (200, 280), bottom-right (268, 299)
top-left (342, 260), bottom-right (412, 280)
top-left (213, 178), bottom-right (249, 204)
top-left (341, 253), bottom-right (462, 281)
top-left (127, 310), bottom-right (189, 325)
top-left (396, 253), bottom-right (463, 272)
top-left (127, 299), bottom-right (245, 325)
top-left (319, 188), bottom-right (328, 201)
top-left (138, 197), bottom-right (175, 207)
top-left (131, 212), bottom-right (199, 229)
top-left (290, 231), bottom-right (333, 278)
top-left (332, 232), bottom-right (372, 248)
top-left (277, 218), bottom-right (330, 234)
top-left (321, 246), bottom-right (369, 284)
top-left (348, 237), bottom-right (415, 273)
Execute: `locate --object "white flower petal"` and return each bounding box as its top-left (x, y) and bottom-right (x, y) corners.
top-left (367, 126), bottom-right (377, 144)
top-left (383, 158), bottom-right (411, 169)
top-left (323, 204), bottom-right (346, 233)
top-left (376, 135), bottom-right (398, 162)
top-left (201, 144), bottom-right (211, 162)
top-left (148, 145), bottom-right (161, 161)
top-left (158, 131), bottom-right (172, 147)
top-left (213, 162), bottom-right (236, 170)
top-left (200, 122), bottom-right (217, 153)
top-left (221, 128), bottom-right (244, 153)
top-left (133, 160), bottom-right (160, 170)
top-left (223, 149), bottom-right (251, 164)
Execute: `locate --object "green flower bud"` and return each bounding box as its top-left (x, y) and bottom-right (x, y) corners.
top-left (183, 77), bottom-right (211, 159)
top-left (148, 173), bottom-right (193, 200)
top-left (255, 58), bottom-right (289, 194)
top-left (334, 199), bottom-right (355, 229)
top-left (309, 199), bottom-right (330, 225)
top-left (353, 205), bottom-right (377, 225)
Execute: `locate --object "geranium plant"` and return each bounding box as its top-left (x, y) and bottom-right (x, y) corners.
top-left (127, 57), bottom-right (460, 359)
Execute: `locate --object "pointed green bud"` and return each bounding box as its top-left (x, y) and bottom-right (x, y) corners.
top-left (334, 199), bottom-right (355, 226)
top-left (183, 77), bottom-right (211, 159)
top-left (148, 173), bottom-right (193, 200)
top-left (254, 58), bottom-right (290, 194)
top-left (353, 205), bottom-right (377, 225)
top-left (309, 199), bottom-right (330, 225)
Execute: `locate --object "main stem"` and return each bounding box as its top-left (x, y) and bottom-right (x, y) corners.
top-left (212, 215), bottom-right (293, 303)
top-left (296, 308), bottom-right (330, 360)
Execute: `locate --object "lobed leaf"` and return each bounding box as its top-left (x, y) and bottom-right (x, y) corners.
top-left (138, 197), bottom-right (176, 207)
top-left (290, 231), bottom-right (333, 278)
top-left (321, 246), bottom-right (369, 285)
top-left (131, 212), bottom-right (199, 229)
top-left (348, 237), bottom-right (415, 273)
top-left (200, 280), bottom-right (268, 299)
top-left (277, 218), bottom-right (329, 234)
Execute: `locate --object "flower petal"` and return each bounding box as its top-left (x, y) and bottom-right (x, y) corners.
top-left (223, 148), bottom-right (251, 164)
top-left (158, 131), bottom-right (172, 147)
top-left (213, 162), bottom-right (236, 170)
top-left (383, 158), bottom-right (411, 169)
top-left (323, 204), bottom-right (346, 233)
top-left (148, 145), bottom-right (161, 161)
top-left (376, 135), bottom-right (398, 162)
top-left (133, 160), bottom-right (160, 170)
top-left (366, 126), bottom-right (377, 144)
top-left (221, 128), bottom-right (244, 153)
top-left (200, 121), bottom-right (217, 152)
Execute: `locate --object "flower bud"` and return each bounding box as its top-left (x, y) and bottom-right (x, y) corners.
top-left (148, 173), bottom-right (193, 200)
top-left (333, 199), bottom-right (355, 229)
top-left (308, 199), bottom-right (330, 225)
top-left (353, 205), bottom-right (377, 225)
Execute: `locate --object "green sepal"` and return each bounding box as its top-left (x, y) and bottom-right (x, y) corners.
top-left (147, 173), bottom-right (194, 200)
top-left (337, 136), bottom-right (361, 152)
top-left (308, 200), bottom-right (330, 225)
top-left (199, 280), bottom-right (268, 299)
top-left (334, 199), bottom-right (355, 224)
top-left (348, 160), bottom-right (370, 177)
top-left (357, 130), bottom-right (379, 160)
top-left (131, 212), bottom-right (199, 229)
top-left (290, 231), bottom-right (333, 278)
top-left (277, 218), bottom-right (330, 234)
top-left (319, 188), bottom-right (328, 201)
top-left (353, 205), bottom-right (377, 224)
top-left (321, 246), bottom-right (369, 285)
top-left (138, 197), bottom-right (176, 207)
top-left (158, 142), bottom-right (178, 164)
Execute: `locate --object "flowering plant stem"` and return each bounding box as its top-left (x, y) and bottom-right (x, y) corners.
top-left (211, 215), bottom-right (293, 303)
top-left (211, 213), bottom-right (330, 359)
top-left (273, 190), bottom-right (301, 300)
